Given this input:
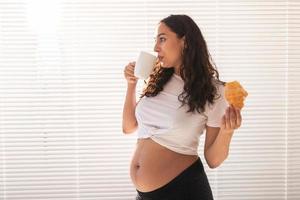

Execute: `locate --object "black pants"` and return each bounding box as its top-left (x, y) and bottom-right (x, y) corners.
top-left (135, 157), bottom-right (214, 200)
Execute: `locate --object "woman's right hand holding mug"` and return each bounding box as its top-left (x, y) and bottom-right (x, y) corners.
top-left (124, 62), bottom-right (139, 85)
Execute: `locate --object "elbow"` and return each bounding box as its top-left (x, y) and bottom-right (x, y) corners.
top-left (205, 154), bottom-right (226, 169)
top-left (122, 117), bottom-right (138, 134)
top-left (122, 124), bottom-right (138, 134)
top-left (207, 161), bottom-right (220, 169)
top-left (205, 156), bottom-right (218, 169)
top-left (122, 128), bottom-right (135, 134)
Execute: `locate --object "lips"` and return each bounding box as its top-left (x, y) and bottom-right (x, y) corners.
top-left (158, 56), bottom-right (164, 61)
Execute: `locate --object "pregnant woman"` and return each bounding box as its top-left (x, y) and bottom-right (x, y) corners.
top-left (122, 14), bottom-right (242, 200)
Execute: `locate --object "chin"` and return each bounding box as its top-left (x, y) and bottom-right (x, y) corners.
top-left (160, 63), bottom-right (172, 69)
top-left (161, 67), bottom-right (172, 70)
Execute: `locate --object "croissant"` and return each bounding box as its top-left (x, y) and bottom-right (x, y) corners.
top-left (224, 81), bottom-right (248, 109)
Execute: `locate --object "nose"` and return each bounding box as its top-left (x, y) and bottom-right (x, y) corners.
top-left (153, 41), bottom-right (160, 52)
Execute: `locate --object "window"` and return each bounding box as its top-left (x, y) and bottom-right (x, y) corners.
top-left (0, 0), bottom-right (299, 199)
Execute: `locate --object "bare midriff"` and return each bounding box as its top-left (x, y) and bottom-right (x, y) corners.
top-left (130, 138), bottom-right (199, 192)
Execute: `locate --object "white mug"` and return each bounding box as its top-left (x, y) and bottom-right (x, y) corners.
top-left (134, 51), bottom-right (157, 80)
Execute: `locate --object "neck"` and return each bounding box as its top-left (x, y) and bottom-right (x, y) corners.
top-left (174, 67), bottom-right (180, 76)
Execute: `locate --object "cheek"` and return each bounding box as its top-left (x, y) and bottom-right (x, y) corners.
top-left (162, 43), bottom-right (182, 65)
top-left (168, 47), bottom-right (182, 62)
top-left (170, 41), bottom-right (182, 54)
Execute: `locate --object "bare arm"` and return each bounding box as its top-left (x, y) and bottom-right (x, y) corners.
top-left (122, 62), bottom-right (139, 134)
top-left (204, 125), bottom-right (233, 169)
top-left (122, 83), bottom-right (138, 134)
top-left (204, 105), bottom-right (242, 168)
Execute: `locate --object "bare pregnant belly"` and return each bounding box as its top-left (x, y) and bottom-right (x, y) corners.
top-left (130, 138), bottom-right (199, 192)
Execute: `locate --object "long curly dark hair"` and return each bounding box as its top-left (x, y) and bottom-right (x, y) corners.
top-left (140, 14), bottom-right (225, 114)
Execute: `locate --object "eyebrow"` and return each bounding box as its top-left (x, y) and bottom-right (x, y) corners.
top-left (154, 33), bottom-right (167, 39)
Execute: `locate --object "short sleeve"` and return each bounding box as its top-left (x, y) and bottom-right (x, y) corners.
top-left (205, 84), bottom-right (229, 127)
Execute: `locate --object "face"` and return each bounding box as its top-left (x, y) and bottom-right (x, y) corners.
top-left (153, 23), bottom-right (185, 71)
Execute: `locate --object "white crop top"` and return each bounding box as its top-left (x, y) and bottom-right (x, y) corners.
top-left (135, 73), bottom-right (229, 155)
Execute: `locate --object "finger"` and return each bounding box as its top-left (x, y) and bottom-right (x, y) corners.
top-left (128, 72), bottom-right (138, 79)
top-left (125, 63), bottom-right (134, 69)
top-left (124, 71), bottom-right (135, 79)
top-left (235, 108), bottom-right (242, 127)
top-left (125, 69), bottom-right (134, 75)
top-left (126, 65), bottom-right (134, 72)
top-left (124, 68), bottom-right (134, 74)
top-left (225, 107), bottom-right (230, 129)
top-left (128, 63), bottom-right (135, 68)
top-left (125, 66), bottom-right (135, 73)
top-left (129, 62), bottom-right (136, 68)
top-left (230, 105), bottom-right (236, 128)
top-left (129, 68), bottom-right (135, 75)
top-left (130, 67), bottom-right (135, 73)
top-left (124, 70), bottom-right (131, 76)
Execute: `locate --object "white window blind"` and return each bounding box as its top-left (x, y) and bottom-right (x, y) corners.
top-left (0, 0), bottom-right (299, 199)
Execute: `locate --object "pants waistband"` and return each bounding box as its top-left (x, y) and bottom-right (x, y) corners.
top-left (136, 156), bottom-right (204, 198)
